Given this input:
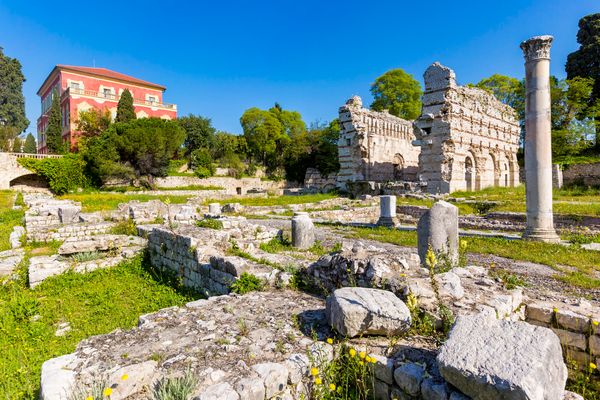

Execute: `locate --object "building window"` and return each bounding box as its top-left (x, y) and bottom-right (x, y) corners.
top-left (103, 88), bottom-right (113, 98)
top-left (147, 96), bottom-right (157, 104)
top-left (70, 82), bottom-right (81, 90)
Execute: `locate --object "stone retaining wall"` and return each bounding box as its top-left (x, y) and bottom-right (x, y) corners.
top-left (154, 176), bottom-right (290, 195)
top-left (143, 224), bottom-right (280, 296)
top-left (563, 162), bottom-right (600, 187)
top-left (27, 222), bottom-right (115, 243)
top-left (526, 301), bottom-right (600, 373)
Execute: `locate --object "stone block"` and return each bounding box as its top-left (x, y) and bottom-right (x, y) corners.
top-left (326, 287), bottom-right (411, 338)
top-left (437, 314), bottom-right (567, 400)
top-left (394, 362), bottom-right (425, 396)
top-left (291, 212), bottom-right (315, 249)
top-left (252, 362), bottom-right (288, 398)
top-left (373, 379), bottom-right (389, 400)
top-left (590, 334), bottom-right (600, 356)
top-left (194, 382), bottom-right (239, 400)
top-left (551, 328), bottom-right (587, 351)
top-left (234, 378), bottom-right (265, 400)
top-left (556, 310), bottom-right (590, 333)
top-left (377, 195), bottom-right (398, 227)
top-left (417, 201), bottom-right (459, 266)
top-left (421, 378), bottom-right (449, 400)
top-left (372, 354), bottom-right (394, 385)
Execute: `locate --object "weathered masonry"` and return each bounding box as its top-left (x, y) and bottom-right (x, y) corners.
top-left (336, 63), bottom-right (521, 194)
top-left (415, 63), bottom-right (521, 193)
top-left (336, 96), bottom-right (420, 190)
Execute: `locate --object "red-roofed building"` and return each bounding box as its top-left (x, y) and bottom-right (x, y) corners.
top-left (36, 65), bottom-right (177, 153)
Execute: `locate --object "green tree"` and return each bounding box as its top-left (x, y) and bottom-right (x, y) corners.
top-left (178, 114), bottom-right (215, 154)
top-left (23, 133), bottom-right (37, 153)
top-left (240, 107), bottom-right (285, 167)
top-left (475, 74), bottom-right (525, 122)
top-left (566, 13), bottom-right (600, 103)
top-left (190, 148), bottom-right (215, 178)
top-left (12, 136), bottom-right (22, 153)
top-left (0, 48), bottom-right (29, 134)
top-left (46, 89), bottom-right (65, 154)
top-left (84, 118), bottom-right (185, 186)
top-left (76, 108), bottom-right (112, 139)
top-left (115, 89), bottom-right (136, 123)
top-left (370, 68), bottom-right (422, 119)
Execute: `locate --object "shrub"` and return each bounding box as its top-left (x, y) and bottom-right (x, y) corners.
top-left (230, 272), bottom-right (264, 294)
top-left (18, 154), bottom-right (88, 194)
top-left (189, 148), bottom-right (215, 177)
top-left (196, 219), bottom-right (223, 230)
top-left (152, 370), bottom-right (197, 400)
top-left (110, 219), bottom-right (138, 236)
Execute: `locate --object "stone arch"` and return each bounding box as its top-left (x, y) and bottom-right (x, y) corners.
top-left (480, 152), bottom-right (496, 189)
top-left (496, 153), bottom-right (510, 187)
top-left (393, 154), bottom-right (405, 181)
top-left (9, 173), bottom-right (48, 190)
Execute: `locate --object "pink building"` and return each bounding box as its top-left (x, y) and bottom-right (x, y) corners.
top-left (36, 65), bottom-right (177, 153)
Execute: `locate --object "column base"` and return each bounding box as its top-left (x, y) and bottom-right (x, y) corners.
top-left (376, 216), bottom-right (398, 227)
top-left (522, 227), bottom-right (561, 243)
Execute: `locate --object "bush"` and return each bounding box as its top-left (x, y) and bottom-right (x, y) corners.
top-left (230, 272), bottom-right (264, 294)
top-left (189, 148), bottom-right (215, 177)
top-left (196, 219), bottom-right (223, 230)
top-left (194, 166), bottom-right (212, 179)
top-left (18, 154), bottom-right (88, 194)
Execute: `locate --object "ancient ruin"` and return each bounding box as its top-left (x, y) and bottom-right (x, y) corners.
top-left (336, 63), bottom-right (521, 195)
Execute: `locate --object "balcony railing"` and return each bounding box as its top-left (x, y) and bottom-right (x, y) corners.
top-left (62, 87), bottom-right (176, 110)
top-left (3, 152), bottom-right (63, 159)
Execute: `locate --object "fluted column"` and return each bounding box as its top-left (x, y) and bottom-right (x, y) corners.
top-left (520, 35), bottom-right (560, 242)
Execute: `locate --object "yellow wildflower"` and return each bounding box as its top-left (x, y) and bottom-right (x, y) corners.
top-left (365, 355), bottom-right (372, 363)
top-left (121, 374), bottom-right (129, 381)
top-left (326, 338), bottom-right (333, 345)
top-left (593, 320), bottom-right (599, 327)
top-left (590, 362), bottom-right (597, 370)
top-left (460, 240), bottom-right (468, 251)
top-left (359, 351), bottom-right (366, 359)
top-left (349, 348), bottom-right (356, 357)
top-left (553, 307), bottom-right (558, 313)
top-left (370, 356), bottom-right (376, 364)
top-left (426, 249), bottom-right (437, 268)
top-left (329, 383), bottom-right (336, 391)
top-left (359, 361), bottom-right (364, 366)
top-left (86, 397), bottom-right (93, 400)
top-left (103, 387), bottom-right (113, 397)
top-left (310, 367), bottom-right (319, 376)
top-left (315, 377), bottom-right (322, 385)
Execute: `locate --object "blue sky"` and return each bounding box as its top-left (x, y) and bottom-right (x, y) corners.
top-left (1, 0), bottom-right (598, 135)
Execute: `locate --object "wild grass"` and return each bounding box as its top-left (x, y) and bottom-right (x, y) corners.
top-left (59, 192), bottom-right (191, 212)
top-left (205, 193), bottom-right (339, 207)
top-left (110, 219), bottom-right (138, 236)
top-left (337, 225), bottom-right (600, 288)
top-left (0, 190), bottom-right (24, 251)
top-left (0, 254), bottom-right (198, 398)
top-left (151, 370), bottom-right (198, 400)
top-left (155, 185), bottom-right (223, 191)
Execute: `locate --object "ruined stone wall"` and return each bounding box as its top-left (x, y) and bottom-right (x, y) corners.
top-left (337, 96), bottom-right (420, 189)
top-left (562, 162), bottom-right (600, 187)
top-left (415, 63), bottom-right (521, 194)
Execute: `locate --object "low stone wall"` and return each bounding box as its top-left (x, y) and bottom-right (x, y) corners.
top-left (526, 301), bottom-right (600, 372)
top-left (26, 221), bottom-right (115, 243)
top-left (143, 224), bottom-right (281, 296)
top-left (154, 176), bottom-right (289, 195)
top-left (563, 162), bottom-right (600, 187)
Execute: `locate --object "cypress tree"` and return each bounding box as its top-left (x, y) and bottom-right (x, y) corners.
top-left (12, 136), bottom-right (22, 152)
top-left (46, 89), bottom-right (64, 154)
top-left (23, 133), bottom-right (36, 153)
top-left (0, 47), bottom-right (29, 134)
top-left (115, 89), bottom-right (136, 123)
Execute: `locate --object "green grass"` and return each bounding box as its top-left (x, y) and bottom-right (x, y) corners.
top-left (59, 192), bottom-right (192, 212)
top-left (0, 254), bottom-right (198, 399)
top-left (155, 185), bottom-right (224, 191)
top-left (449, 185), bottom-right (600, 217)
top-left (205, 193), bottom-right (339, 207)
top-left (0, 191), bottom-right (24, 252)
top-left (336, 225), bottom-right (600, 288)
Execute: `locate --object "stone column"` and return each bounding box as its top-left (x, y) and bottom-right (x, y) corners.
top-left (208, 203), bottom-right (221, 217)
top-left (520, 36), bottom-right (560, 242)
top-left (417, 200), bottom-right (459, 266)
top-left (291, 212), bottom-right (315, 249)
top-left (376, 195), bottom-right (398, 227)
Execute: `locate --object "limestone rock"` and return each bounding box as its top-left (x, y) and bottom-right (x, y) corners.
top-left (326, 287), bottom-right (411, 337)
top-left (195, 382), bottom-right (239, 400)
top-left (291, 212), bottom-right (315, 249)
top-left (234, 378), bottom-right (265, 400)
top-left (29, 256), bottom-right (68, 288)
top-left (437, 314), bottom-right (567, 400)
top-left (252, 362), bottom-right (288, 398)
top-left (394, 362), bottom-right (425, 396)
top-left (417, 201), bottom-right (459, 265)
top-left (9, 225), bottom-right (25, 248)
top-left (40, 353), bottom-right (78, 400)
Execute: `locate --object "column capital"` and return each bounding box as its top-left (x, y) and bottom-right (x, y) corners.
top-left (520, 35), bottom-right (553, 61)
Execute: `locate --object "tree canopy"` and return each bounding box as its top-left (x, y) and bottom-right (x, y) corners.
top-left (0, 48), bottom-right (29, 134)
top-left (23, 133), bottom-right (36, 154)
top-left (240, 107), bottom-right (287, 168)
top-left (566, 13), bottom-right (600, 103)
top-left (370, 68), bottom-right (423, 120)
top-left (46, 89), bottom-right (65, 154)
top-left (115, 89), bottom-right (136, 123)
top-left (178, 114), bottom-right (216, 153)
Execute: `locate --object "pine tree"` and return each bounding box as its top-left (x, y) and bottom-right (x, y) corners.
top-left (115, 89), bottom-right (136, 123)
top-left (0, 47), bottom-right (29, 134)
top-left (46, 89), bottom-right (64, 154)
top-left (12, 136), bottom-right (22, 152)
top-left (23, 133), bottom-right (36, 153)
